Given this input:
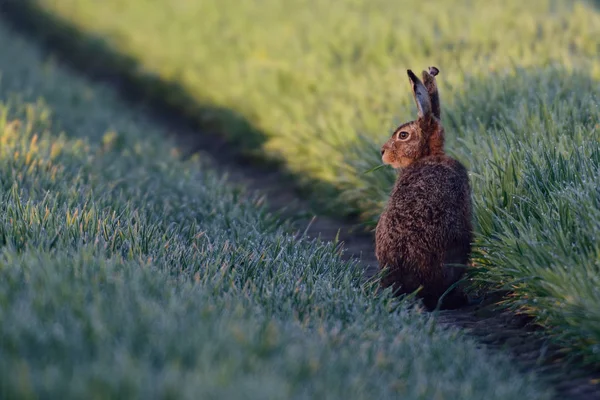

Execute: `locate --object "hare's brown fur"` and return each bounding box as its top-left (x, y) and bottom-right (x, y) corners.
top-left (375, 67), bottom-right (473, 310)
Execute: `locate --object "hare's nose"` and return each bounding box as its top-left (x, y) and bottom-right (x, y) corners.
top-left (381, 148), bottom-right (385, 156)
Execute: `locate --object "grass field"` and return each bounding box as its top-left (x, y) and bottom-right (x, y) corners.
top-left (16, 0), bottom-right (600, 364)
top-left (0, 18), bottom-right (553, 399)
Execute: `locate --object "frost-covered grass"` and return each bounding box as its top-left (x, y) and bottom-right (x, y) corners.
top-left (5, 0), bottom-right (600, 364)
top-left (0, 20), bottom-right (553, 399)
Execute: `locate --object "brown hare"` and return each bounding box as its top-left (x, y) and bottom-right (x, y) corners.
top-left (375, 66), bottom-right (473, 310)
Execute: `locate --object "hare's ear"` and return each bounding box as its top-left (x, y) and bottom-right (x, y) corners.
top-left (422, 66), bottom-right (441, 120)
top-left (407, 69), bottom-right (431, 118)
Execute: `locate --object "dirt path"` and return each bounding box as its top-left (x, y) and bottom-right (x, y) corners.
top-left (182, 124), bottom-right (600, 400)
top-left (176, 121), bottom-right (600, 400)
top-left (2, 2), bottom-right (600, 398)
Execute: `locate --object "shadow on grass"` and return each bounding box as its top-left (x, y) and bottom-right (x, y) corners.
top-left (0, 1), bottom-right (266, 152)
top-left (586, 0), bottom-right (600, 9)
top-left (0, 0), bottom-right (357, 221)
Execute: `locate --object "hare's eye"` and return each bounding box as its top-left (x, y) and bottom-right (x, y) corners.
top-left (397, 131), bottom-right (410, 141)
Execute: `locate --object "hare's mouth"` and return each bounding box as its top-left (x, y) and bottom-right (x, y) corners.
top-left (381, 150), bottom-right (393, 165)
top-left (382, 153), bottom-right (411, 169)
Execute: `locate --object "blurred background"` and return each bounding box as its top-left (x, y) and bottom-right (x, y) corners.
top-left (21, 0), bottom-right (599, 219)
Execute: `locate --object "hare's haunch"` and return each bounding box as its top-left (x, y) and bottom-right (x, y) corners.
top-left (375, 67), bottom-right (473, 310)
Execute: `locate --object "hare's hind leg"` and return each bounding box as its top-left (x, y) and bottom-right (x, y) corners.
top-left (379, 263), bottom-right (421, 300)
top-left (443, 245), bottom-right (469, 285)
top-left (438, 243), bottom-right (471, 309)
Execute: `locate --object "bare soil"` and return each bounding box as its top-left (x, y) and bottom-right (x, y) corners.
top-left (187, 133), bottom-right (600, 400)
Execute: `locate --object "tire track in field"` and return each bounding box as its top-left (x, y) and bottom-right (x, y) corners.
top-left (1, 2), bottom-right (600, 398)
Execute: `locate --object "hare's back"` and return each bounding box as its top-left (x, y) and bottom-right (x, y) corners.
top-left (393, 157), bottom-right (471, 228)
